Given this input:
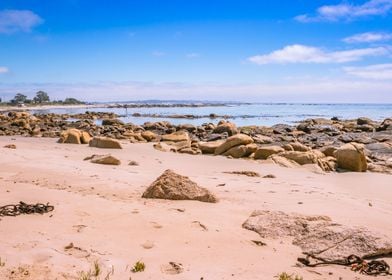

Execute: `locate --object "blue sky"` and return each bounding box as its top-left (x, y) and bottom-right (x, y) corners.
top-left (0, 0), bottom-right (391, 102)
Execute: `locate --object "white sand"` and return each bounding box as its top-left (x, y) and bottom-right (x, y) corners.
top-left (0, 137), bottom-right (391, 279)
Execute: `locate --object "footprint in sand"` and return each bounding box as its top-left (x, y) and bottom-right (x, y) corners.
top-left (150, 222), bottom-right (163, 229)
top-left (141, 240), bottom-right (154, 249)
top-left (192, 221), bottom-right (208, 231)
top-left (161, 262), bottom-right (184, 275)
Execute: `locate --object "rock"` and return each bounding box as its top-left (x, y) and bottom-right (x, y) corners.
top-left (223, 171), bottom-right (260, 177)
top-left (161, 131), bottom-right (190, 142)
top-left (335, 143), bottom-right (367, 172)
top-left (212, 121), bottom-right (238, 136)
top-left (253, 134), bottom-right (273, 144)
top-left (178, 147), bottom-right (202, 155)
top-left (377, 118), bottom-right (392, 131)
top-left (89, 154), bottom-right (121, 165)
top-left (287, 142), bottom-right (310, 152)
top-left (266, 154), bottom-right (300, 168)
top-left (198, 140), bottom-right (224, 154)
top-left (243, 210), bottom-right (392, 260)
top-left (128, 160), bottom-right (139, 166)
top-left (102, 118), bottom-right (124, 126)
top-left (142, 169), bottom-right (217, 203)
top-left (89, 136), bottom-right (123, 149)
top-left (253, 146), bottom-right (284, 160)
top-left (317, 156), bottom-right (337, 172)
top-left (141, 131), bottom-right (157, 142)
top-left (4, 144), bottom-right (16, 149)
top-left (357, 117), bottom-right (373, 126)
top-left (320, 146), bottom-right (337, 157)
top-left (58, 129), bottom-right (90, 144)
top-left (223, 145), bottom-right (248, 158)
top-left (280, 151), bottom-right (319, 165)
top-left (214, 134), bottom-right (253, 155)
top-left (153, 142), bottom-right (176, 152)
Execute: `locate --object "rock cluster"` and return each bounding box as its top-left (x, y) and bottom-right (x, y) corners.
top-left (1, 110), bottom-right (391, 173)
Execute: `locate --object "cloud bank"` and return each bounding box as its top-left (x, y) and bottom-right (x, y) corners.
top-left (344, 63), bottom-right (392, 80)
top-left (248, 45), bottom-right (388, 64)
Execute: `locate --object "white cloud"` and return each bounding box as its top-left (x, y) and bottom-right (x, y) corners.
top-left (296, 0), bottom-right (392, 22)
top-left (248, 44), bottom-right (388, 64)
top-left (344, 63), bottom-right (392, 80)
top-left (152, 51), bottom-right (166, 57)
top-left (186, 53), bottom-right (200, 58)
top-left (0, 9), bottom-right (43, 34)
top-left (0, 66), bottom-right (9, 74)
top-left (343, 32), bottom-right (392, 43)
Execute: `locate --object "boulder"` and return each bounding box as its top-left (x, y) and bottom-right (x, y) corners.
top-left (89, 136), bottom-right (122, 149)
top-left (212, 121), bottom-right (238, 136)
top-left (141, 131), bottom-right (157, 142)
top-left (161, 131), bottom-right (190, 142)
top-left (280, 151), bottom-right (319, 165)
top-left (89, 154), bottom-right (121, 165)
top-left (214, 134), bottom-right (253, 155)
top-left (287, 142), bottom-right (310, 152)
top-left (142, 169), bottom-right (217, 203)
top-left (254, 146), bottom-right (284, 160)
top-left (58, 129), bottom-right (91, 144)
top-left (335, 143), bottom-right (367, 172)
top-left (252, 134), bottom-right (273, 144)
top-left (198, 140), bottom-right (224, 154)
top-left (320, 146), bottom-right (337, 157)
top-left (102, 118), bottom-right (124, 126)
top-left (266, 154), bottom-right (300, 168)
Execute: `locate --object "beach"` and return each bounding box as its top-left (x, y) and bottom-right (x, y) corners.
top-left (1, 136), bottom-right (391, 279)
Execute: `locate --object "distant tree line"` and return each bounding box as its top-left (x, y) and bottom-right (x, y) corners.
top-left (0, 91), bottom-right (85, 106)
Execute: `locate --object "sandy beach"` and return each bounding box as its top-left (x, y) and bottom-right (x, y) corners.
top-left (0, 136), bottom-right (391, 279)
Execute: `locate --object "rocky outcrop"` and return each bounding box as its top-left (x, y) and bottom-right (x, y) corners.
top-left (243, 210), bottom-right (392, 260)
top-left (335, 142), bottom-right (367, 172)
top-left (89, 136), bottom-right (122, 149)
top-left (142, 169), bottom-right (217, 203)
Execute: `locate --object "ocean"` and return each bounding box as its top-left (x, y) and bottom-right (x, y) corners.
top-left (31, 102), bottom-right (392, 127)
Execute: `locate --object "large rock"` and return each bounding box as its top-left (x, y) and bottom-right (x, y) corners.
top-left (214, 134), bottom-right (253, 155)
top-left (198, 140), bottom-right (224, 154)
top-left (142, 169), bottom-right (217, 203)
top-left (58, 129), bottom-right (91, 144)
top-left (223, 144), bottom-right (256, 158)
top-left (161, 131), bottom-right (190, 142)
top-left (253, 146), bottom-right (284, 160)
top-left (243, 210), bottom-right (392, 260)
top-left (89, 136), bottom-right (122, 149)
top-left (335, 143), bottom-right (367, 172)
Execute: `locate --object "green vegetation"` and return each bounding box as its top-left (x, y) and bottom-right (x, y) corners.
top-left (276, 272), bottom-right (303, 280)
top-left (0, 91), bottom-right (85, 106)
top-left (131, 261), bottom-right (146, 273)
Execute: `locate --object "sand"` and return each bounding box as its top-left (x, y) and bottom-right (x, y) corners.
top-left (0, 136), bottom-right (391, 279)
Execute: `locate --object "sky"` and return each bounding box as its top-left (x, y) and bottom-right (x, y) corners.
top-left (0, 0), bottom-right (391, 102)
